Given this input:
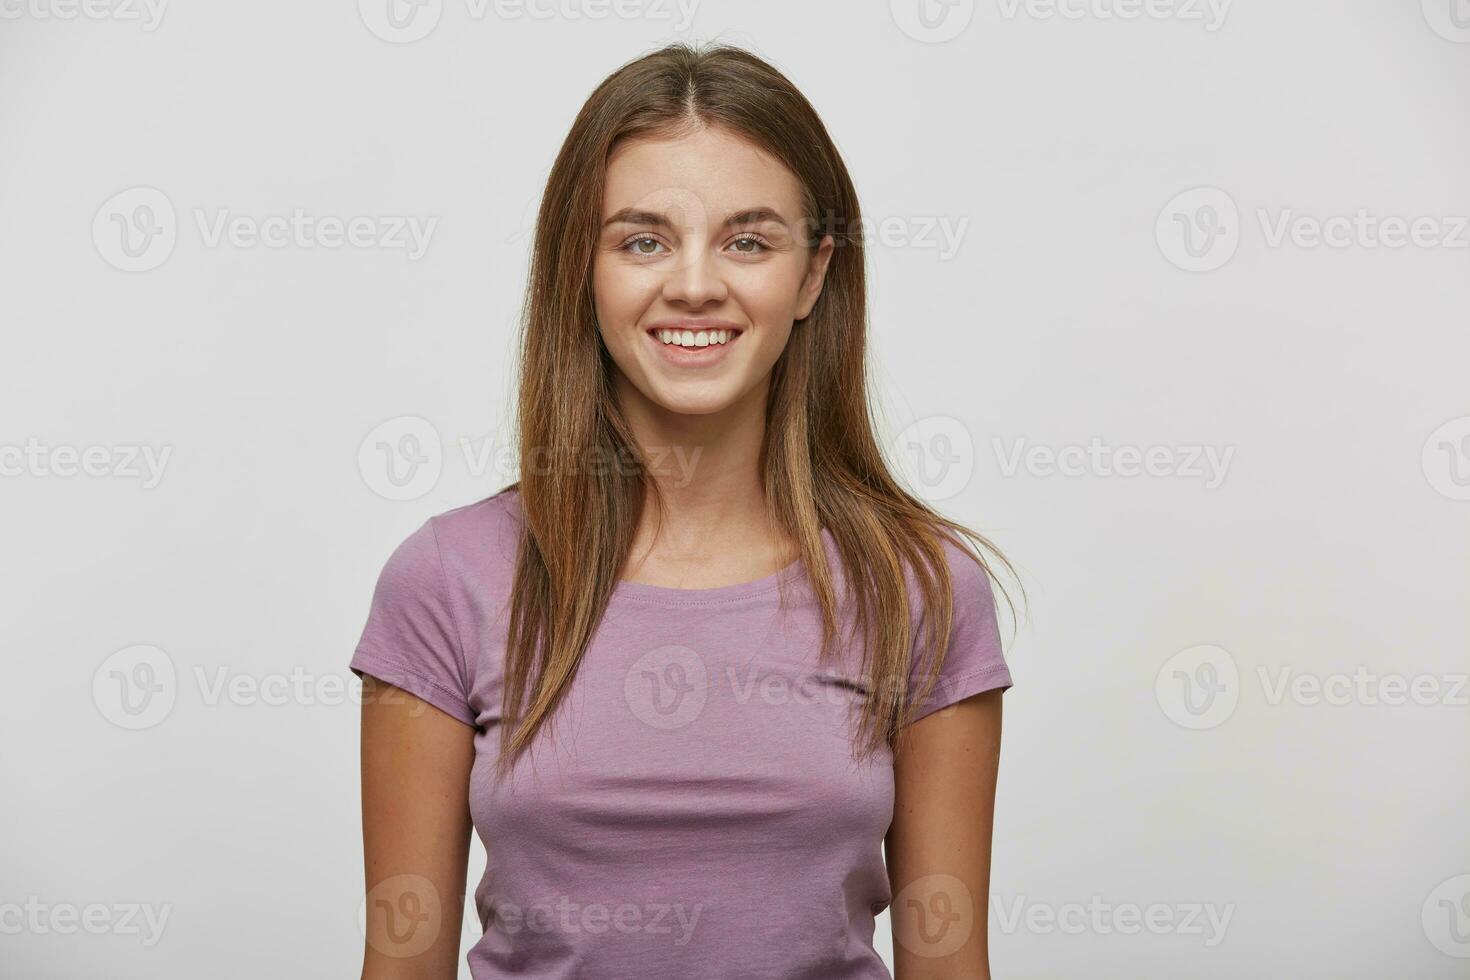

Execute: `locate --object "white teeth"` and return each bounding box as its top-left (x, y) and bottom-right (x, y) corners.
top-left (654, 327), bottom-right (737, 346)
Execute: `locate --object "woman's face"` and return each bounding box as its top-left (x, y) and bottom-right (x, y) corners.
top-left (592, 125), bottom-right (834, 420)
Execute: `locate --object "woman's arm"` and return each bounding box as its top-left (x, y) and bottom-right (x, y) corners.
top-left (887, 688), bottom-right (1004, 980)
top-left (359, 675), bottom-right (477, 980)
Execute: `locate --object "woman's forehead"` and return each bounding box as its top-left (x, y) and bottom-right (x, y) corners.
top-left (602, 129), bottom-right (803, 221)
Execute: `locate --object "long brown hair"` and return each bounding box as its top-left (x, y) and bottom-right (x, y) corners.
top-left (499, 41), bottom-right (1018, 775)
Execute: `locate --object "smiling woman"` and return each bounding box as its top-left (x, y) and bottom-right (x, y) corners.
top-left (593, 127), bottom-right (829, 418)
top-left (351, 40), bottom-right (1020, 980)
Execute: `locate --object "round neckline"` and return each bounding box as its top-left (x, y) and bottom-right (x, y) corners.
top-left (610, 552), bottom-right (808, 605)
top-left (494, 488), bottom-right (828, 606)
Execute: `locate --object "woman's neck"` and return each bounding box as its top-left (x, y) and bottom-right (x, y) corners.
top-left (615, 377), bottom-right (795, 587)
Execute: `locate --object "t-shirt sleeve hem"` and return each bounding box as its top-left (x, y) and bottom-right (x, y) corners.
top-left (906, 663), bottom-right (1012, 726)
top-left (350, 650), bottom-right (478, 728)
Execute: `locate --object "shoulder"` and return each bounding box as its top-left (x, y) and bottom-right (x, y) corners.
top-left (936, 533), bottom-right (995, 607)
top-left (426, 487), bottom-right (524, 557)
top-left (375, 487), bottom-right (524, 598)
top-left (427, 487), bottom-right (524, 593)
top-left (895, 528), bottom-right (997, 620)
top-left (902, 529), bottom-right (1013, 720)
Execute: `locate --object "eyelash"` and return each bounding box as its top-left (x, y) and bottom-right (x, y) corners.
top-left (618, 233), bottom-right (771, 257)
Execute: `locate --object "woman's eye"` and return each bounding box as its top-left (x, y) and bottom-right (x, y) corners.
top-left (622, 235), bottom-right (666, 256)
top-left (730, 235), bottom-right (768, 255)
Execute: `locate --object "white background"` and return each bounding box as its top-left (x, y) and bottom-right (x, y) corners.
top-left (3, 1), bottom-right (1468, 977)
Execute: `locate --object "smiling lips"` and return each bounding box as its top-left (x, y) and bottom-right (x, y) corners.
top-left (653, 327), bottom-right (735, 348)
top-left (644, 322), bottom-right (743, 361)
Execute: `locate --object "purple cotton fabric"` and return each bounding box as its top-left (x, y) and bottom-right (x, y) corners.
top-left (350, 490), bottom-right (1012, 979)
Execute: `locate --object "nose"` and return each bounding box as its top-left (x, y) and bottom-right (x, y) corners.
top-left (660, 244), bottom-right (727, 307)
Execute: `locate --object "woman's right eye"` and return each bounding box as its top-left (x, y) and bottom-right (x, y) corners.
top-left (621, 235), bottom-right (667, 256)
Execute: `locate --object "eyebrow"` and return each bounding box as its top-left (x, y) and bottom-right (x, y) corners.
top-left (602, 206), bottom-right (790, 230)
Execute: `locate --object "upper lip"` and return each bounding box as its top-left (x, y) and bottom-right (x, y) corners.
top-left (645, 318), bottom-right (743, 334)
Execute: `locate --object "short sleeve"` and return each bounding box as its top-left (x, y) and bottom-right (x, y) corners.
top-left (350, 518), bottom-right (478, 727)
top-left (904, 541), bottom-right (1013, 725)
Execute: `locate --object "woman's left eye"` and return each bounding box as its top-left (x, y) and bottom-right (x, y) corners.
top-left (622, 235), bottom-right (666, 256)
top-left (729, 235), bottom-right (769, 255)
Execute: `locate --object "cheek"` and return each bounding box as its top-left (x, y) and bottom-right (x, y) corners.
top-left (748, 322), bottom-right (794, 365)
top-left (592, 261), bottom-right (644, 345)
top-left (733, 256), bottom-right (808, 318)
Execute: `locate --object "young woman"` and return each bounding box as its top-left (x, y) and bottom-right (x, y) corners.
top-left (352, 42), bottom-right (1018, 980)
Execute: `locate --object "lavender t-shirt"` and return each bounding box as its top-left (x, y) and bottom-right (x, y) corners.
top-left (350, 490), bottom-right (1012, 979)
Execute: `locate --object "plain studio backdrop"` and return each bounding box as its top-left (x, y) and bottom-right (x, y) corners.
top-left (2, 1), bottom-right (1467, 977)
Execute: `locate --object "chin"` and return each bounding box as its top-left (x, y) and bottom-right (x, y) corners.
top-left (644, 384), bottom-right (744, 418)
top-left (627, 364), bottom-right (762, 416)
